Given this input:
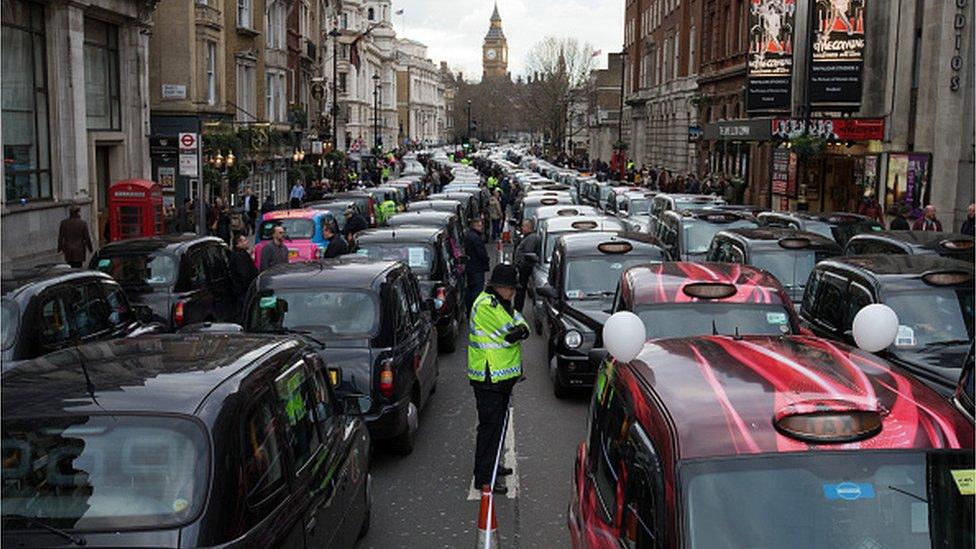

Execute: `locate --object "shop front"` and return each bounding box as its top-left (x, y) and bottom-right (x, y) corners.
top-left (701, 119), bottom-right (773, 206)
top-left (769, 118), bottom-right (885, 215)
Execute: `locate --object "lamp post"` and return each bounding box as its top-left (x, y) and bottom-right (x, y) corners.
top-left (372, 73), bottom-right (382, 151)
top-left (466, 100), bottom-right (472, 142)
top-left (328, 24), bottom-right (342, 183)
top-left (616, 48), bottom-right (628, 180)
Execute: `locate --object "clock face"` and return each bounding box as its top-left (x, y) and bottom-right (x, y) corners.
top-left (486, 48), bottom-right (497, 60)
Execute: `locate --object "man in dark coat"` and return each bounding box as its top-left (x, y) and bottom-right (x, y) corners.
top-left (260, 225), bottom-right (291, 271)
top-left (58, 205), bottom-right (93, 268)
top-left (261, 194), bottom-right (276, 216)
top-left (322, 223), bottom-right (348, 258)
top-left (465, 218), bottom-right (491, 314)
top-left (889, 205), bottom-right (911, 230)
top-left (961, 203), bottom-right (975, 236)
top-left (229, 233), bottom-right (258, 312)
top-left (344, 205), bottom-right (369, 244)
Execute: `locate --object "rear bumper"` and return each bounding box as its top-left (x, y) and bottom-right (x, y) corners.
top-left (364, 396), bottom-right (409, 440)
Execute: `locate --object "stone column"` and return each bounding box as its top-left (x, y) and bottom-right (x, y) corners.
top-left (48, 1), bottom-right (90, 202)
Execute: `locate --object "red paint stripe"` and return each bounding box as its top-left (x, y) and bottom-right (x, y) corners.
top-left (688, 342), bottom-right (762, 454)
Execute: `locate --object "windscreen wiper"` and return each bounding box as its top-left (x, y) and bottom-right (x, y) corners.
top-left (3, 515), bottom-right (87, 546)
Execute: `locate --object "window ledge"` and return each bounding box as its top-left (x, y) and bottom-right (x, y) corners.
top-left (236, 26), bottom-right (259, 37)
top-left (2, 197), bottom-right (92, 216)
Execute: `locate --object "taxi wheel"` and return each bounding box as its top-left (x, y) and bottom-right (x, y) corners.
top-left (550, 356), bottom-right (570, 399)
top-left (391, 401), bottom-right (418, 455)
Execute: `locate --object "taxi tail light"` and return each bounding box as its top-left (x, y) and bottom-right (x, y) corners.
top-left (172, 300), bottom-right (186, 327)
top-left (379, 359), bottom-right (395, 398)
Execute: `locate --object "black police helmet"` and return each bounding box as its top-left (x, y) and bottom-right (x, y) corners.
top-left (487, 263), bottom-right (519, 288)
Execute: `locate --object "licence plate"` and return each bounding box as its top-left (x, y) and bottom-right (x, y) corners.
top-left (288, 249), bottom-right (298, 259)
top-left (328, 370), bottom-right (339, 387)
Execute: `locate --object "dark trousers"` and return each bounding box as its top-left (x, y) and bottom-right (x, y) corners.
top-left (473, 387), bottom-right (510, 488)
top-left (491, 219), bottom-right (502, 240)
top-left (67, 260), bottom-right (83, 269)
top-left (514, 266), bottom-right (531, 312)
top-left (466, 271), bottom-right (485, 314)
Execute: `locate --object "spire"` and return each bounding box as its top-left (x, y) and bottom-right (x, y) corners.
top-left (491, 1), bottom-right (501, 22)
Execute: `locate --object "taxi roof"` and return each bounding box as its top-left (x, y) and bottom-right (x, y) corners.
top-left (355, 226), bottom-right (442, 244)
top-left (665, 208), bottom-right (757, 223)
top-left (522, 194), bottom-right (574, 206)
top-left (557, 232), bottom-right (666, 257)
top-left (95, 234), bottom-right (224, 255)
top-left (542, 215), bottom-right (626, 232)
top-left (621, 261), bottom-right (791, 306)
top-left (388, 210), bottom-right (457, 226)
top-left (817, 254), bottom-right (974, 280)
top-left (261, 208), bottom-right (327, 220)
top-left (409, 199), bottom-right (464, 210)
top-left (847, 230), bottom-right (974, 250)
top-left (624, 335), bottom-right (973, 460)
top-left (2, 334), bottom-right (298, 417)
top-left (719, 227), bottom-right (840, 249)
top-left (254, 258), bottom-right (399, 290)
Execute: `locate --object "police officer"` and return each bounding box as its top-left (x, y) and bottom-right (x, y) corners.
top-left (468, 263), bottom-right (529, 495)
top-left (379, 195), bottom-right (397, 225)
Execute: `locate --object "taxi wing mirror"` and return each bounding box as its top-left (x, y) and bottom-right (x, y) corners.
top-left (536, 285), bottom-right (558, 300)
top-left (342, 394), bottom-right (373, 415)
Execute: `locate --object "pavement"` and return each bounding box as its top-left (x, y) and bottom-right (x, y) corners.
top-left (358, 244), bottom-right (591, 548)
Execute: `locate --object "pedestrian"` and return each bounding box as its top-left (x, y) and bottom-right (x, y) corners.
top-left (889, 205), bottom-right (911, 230)
top-left (513, 219), bottom-right (541, 312)
top-left (489, 189), bottom-right (503, 241)
top-left (214, 197), bottom-right (231, 245)
top-left (465, 218), bottom-right (491, 314)
top-left (856, 190), bottom-right (883, 222)
top-left (912, 205), bottom-right (943, 232)
top-left (321, 222), bottom-right (348, 258)
top-left (261, 193), bottom-right (275, 216)
top-left (961, 203), bottom-right (975, 236)
top-left (57, 205), bottom-right (93, 268)
top-left (177, 198), bottom-right (194, 233)
top-left (289, 181), bottom-right (306, 208)
top-left (242, 188), bottom-right (258, 235)
top-left (229, 233), bottom-right (258, 312)
top-left (468, 263), bottom-right (529, 495)
top-left (260, 225), bottom-right (291, 271)
top-left (344, 205), bottom-right (369, 244)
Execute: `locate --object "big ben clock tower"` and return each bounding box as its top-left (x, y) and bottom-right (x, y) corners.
top-left (482, 2), bottom-right (508, 79)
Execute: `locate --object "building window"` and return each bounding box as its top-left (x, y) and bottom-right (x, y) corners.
top-left (673, 29), bottom-right (680, 80)
top-left (266, 71), bottom-right (286, 122)
top-left (237, 0), bottom-right (251, 28)
top-left (236, 62), bottom-right (256, 121)
top-left (266, 1), bottom-right (285, 49)
top-left (299, 1), bottom-right (309, 40)
top-left (338, 72), bottom-right (347, 93)
top-left (2, 0), bottom-right (51, 202)
top-left (205, 40), bottom-right (217, 105)
top-left (84, 19), bottom-right (121, 130)
top-left (367, 7), bottom-right (374, 20)
top-left (688, 25), bottom-right (696, 74)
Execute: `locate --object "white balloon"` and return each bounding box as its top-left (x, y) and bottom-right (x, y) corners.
top-left (852, 304), bottom-right (900, 353)
top-left (603, 311), bottom-right (647, 363)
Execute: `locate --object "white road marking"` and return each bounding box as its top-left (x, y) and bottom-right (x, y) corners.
top-left (467, 408), bottom-right (519, 500)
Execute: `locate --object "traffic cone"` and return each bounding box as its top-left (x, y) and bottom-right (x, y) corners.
top-left (476, 485), bottom-right (500, 549)
top-left (502, 229), bottom-right (510, 243)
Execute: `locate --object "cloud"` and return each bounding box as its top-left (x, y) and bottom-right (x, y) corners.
top-left (392, 0), bottom-right (623, 81)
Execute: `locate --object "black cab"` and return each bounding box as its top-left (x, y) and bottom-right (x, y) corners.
top-left (757, 211), bottom-right (883, 245)
top-left (844, 230), bottom-right (975, 262)
top-left (1, 334), bottom-right (372, 548)
top-left (648, 193), bottom-right (727, 236)
top-left (89, 235), bottom-right (238, 330)
top-left (799, 255), bottom-right (974, 396)
top-left (387, 210), bottom-right (468, 272)
top-left (1, 265), bottom-right (154, 363)
top-left (655, 209), bottom-right (758, 261)
top-left (535, 233), bottom-right (667, 397)
top-left (243, 259), bottom-right (438, 454)
top-left (706, 227), bottom-right (842, 303)
top-left (354, 227), bottom-right (464, 353)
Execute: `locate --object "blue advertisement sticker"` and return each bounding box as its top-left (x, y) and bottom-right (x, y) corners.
top-left (823, 482), bottom-right (876, 501)
top-left (259, 296), bottom-right (278, 309)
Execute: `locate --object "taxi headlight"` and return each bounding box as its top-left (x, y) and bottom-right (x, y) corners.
top-left (564, 330), bottom-right (582, 349)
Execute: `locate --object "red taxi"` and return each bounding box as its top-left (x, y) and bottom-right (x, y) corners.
top-left (570, 330), bottom-right (975, 547)
top-left (253, 209), bottom-right (334, 267)
top-left (612, 262), bottom-right (804, 338)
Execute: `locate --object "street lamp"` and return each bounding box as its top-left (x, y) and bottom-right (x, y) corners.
top-left (372, 73), bottom-right (382, 151)
top-left (616, 48), bottom-right (629, 180)
top-left (466, 100), bottom-right (472, 142)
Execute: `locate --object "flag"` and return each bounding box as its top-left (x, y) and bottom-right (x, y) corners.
top-left (350, 35), bottom-right (362, 70)
top-left (590, 49), bottom-right (602, 58)
top-left (395, 9), bottom-right (403, 15)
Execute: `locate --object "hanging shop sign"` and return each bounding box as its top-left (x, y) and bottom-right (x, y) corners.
top-left (703, 119), bottom-right (773, 141)
top-left (809, 0), bottom-right (867, 109)
top-left (770, 117), bottom-right (884, 141)
top-left (747, 0), bottom-right (796, 113)
top-left (952, 0), bottom-right (968, 91)
top-left (771, 147), bottom-right (791, 195)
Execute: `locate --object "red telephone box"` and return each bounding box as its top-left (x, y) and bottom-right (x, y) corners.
top-left (108, 179), bottom-right (163, 241)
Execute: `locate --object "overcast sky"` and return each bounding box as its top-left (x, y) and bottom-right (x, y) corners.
top-left (391, 0), bottom-right (624, 82)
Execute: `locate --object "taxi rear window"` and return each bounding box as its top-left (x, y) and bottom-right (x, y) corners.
top-left (2, 414), bottom-right (208, 532)
top-left (356, 244), bottom-right (435, 274)
top-left (260, 218), bottom-right (315, 240)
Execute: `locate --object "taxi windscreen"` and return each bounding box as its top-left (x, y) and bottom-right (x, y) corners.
top-left (628, 199), bottom-right (651, 215)
top-left (885, 287), bottom-right (974, 348)
top-left (635, 303), bottom-right (794, 338)
top-left (246, 290), bottom-right (377, 336)
top-left (683, 219), bottom-right (757, 254)
top-left (355, 243), bottom-right (435, 274)
top-left (564, 257), bottom-right (655, 298)
top-left (751, 250), bottom-right (837, 292)
top-left (259, 218), bottom-right (316, 240)
top-left (93, 253), bottom-right (177, 287)
top-left (682, 451), bottom-right (974, 549)
top-left (1, 414), bottom-right (208, 531)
